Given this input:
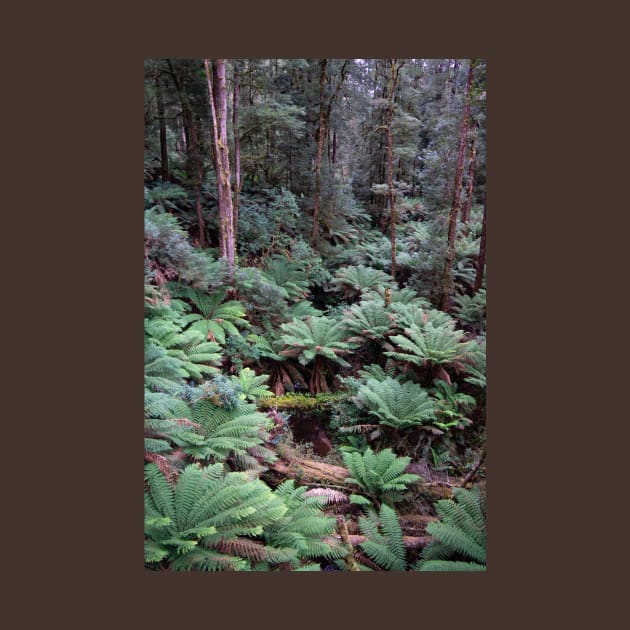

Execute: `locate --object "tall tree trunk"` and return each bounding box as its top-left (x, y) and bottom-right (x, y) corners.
top-left (205, 59), bottom-right (235, 273)
top-left (190, 118), bottom-right (206, 248)
top-left (311, 59), bottom-right (327, 242)
top-left (166, 61), bottom-right (205, 246)
top-left (461, 125), bottom-right (478, 225)
top-left (440, 59), bottom-right (475, 311)
top-left (385, 59), bottom-right (404, 281)
top-left (154, 69), bottom-right (169, 182)
top-left (232, 61), bottom-right (241, 245)
top-left (473, 194), bottom-right (486, 293)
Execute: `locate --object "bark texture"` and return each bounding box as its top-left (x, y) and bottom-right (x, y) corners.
top-left (205, 59), bottom-right (235, 271)
top-left (440, 59), bottom-right (476, 310)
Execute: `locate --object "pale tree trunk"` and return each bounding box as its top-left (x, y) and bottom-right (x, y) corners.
top-left (440, 59), bottom-right (475, 310)
top-left (473, 194), bottom-right (486, 293)
top-left (205, 59), bottom-right (235, 273)
top-left (232, 61), bottom-right (241, 245)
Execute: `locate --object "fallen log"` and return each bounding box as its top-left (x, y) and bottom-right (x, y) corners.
top-left (268, 457), bottom-right (349, 485)
top-left (324, 534), bottom-right (432, 549)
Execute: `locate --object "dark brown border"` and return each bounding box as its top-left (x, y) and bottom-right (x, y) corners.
top-left (10, 2), bottom-right (620, 627)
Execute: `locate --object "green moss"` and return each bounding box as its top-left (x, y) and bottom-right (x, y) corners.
top-left (258, 392), bottom-right (347, 410)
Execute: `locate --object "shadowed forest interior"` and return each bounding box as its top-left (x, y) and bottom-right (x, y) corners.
top-left (144, 58), bottom-right (486, 571)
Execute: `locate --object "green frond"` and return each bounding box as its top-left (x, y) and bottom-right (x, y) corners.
top-left (356, 378), bottom-right (437, 429)
top-left (343, 448), bottom-right (420, 502)
top-left (358, 504), bottom-right (407, 571)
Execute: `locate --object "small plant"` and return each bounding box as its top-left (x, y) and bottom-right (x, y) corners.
top-left (230, 367), bottom-right (273, 402)
top-left (356, 503), bottom-right (408, 570)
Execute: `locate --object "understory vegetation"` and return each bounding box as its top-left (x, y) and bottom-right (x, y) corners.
top-left (144, 58), bottom-right (486, 571)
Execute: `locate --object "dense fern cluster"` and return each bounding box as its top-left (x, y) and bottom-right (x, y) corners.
top-left (144, 57), bottom-right (486, 571)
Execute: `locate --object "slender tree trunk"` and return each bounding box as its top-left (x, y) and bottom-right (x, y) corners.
top-left (473, 194), bottom-right (486, 293)
top-left (190, 118), bottom-right (206, 248)
top-left (155, 69), bottom-right (169, 182)
top-left (205, 59), bottom-right (235, 273)
top-left (440, 59), bottom-right (475, 310)
top-left (312, 59), bottom-right (327, 242)
top-left (232, 61), bottom-right (241, 245)
top-left (166, 60), bottom-right (205, 245)
top-left (385, 59), bottom-right (404, 281)
top-left (461, 125), bottom-right (477, 224)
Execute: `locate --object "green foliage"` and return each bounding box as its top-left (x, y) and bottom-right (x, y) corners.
top-left (333, 265), bottom-right (396, 301)
top-left (343, 299), bottom-right (394, 343)
top-left (263, 481), bottom-right (345, 568)
top-left (415, 486), bottom-right (486, 571)
top-left (263, 255), bottom-right (310, 302)
top-left (356, 377), bottom-right (438, 430)
top-left (464, 337), bottom-right (486, 389)
top-left (144, 208), bottom-right (229, 290)
top-left (234, 266), bottom-right (290, 327)
top-left (144, 316), bottom-right (222, 382)
top-left (190, 398), bottom-right (275, 468)
top-left (357, 504), bottom-right (407, 571)
top-left (430, 379), bottom-right (477, 430)
top-left (230, 368), bottom-right (273, 402)
top-left (246, 333), bottom-right (309, 396)
top-left (144, 463), bottom-right (291, 570)
top-left (452, 289), bottom-right (486, 332)
top-left (237, 188), bottom-right (301, 258)
top-left (280, 316), bottom-right (357, 392)
top-left (170, 285), bottom-right (249, 345)
top-left (342, 448), bottom-right (421, 504)
top-left (385, 314), bottom-right (477, 370)
top-left (280, 316), bottom-right (354, 368)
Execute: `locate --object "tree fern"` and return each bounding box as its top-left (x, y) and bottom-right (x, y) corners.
top-left (189, 398), bottom-right (275, 467)
top-left (246, 333), bottom-right (309, 395)
top-left (343, 299), bottom-right (394, 343)
top-left (145, 463), bottom-right (292, 571)
top-left (145, 318), bottom-right (222, 381)
top-left (280, 316), bottom-right (357, 393)
top-left (170, 284), bottom-right (249, 345)
top-left (342, 448), bottom-right (421, 504)
top-left (415, 486), bottom-right (486, 571)
top-left (385, 320), bottom-right (477, 370)
top-left (356, 377), bottom-right (438, 430)
top-left (333, 265), bottom-right (396, 301)
top-left (263, 255), bottom-right (310, 302)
